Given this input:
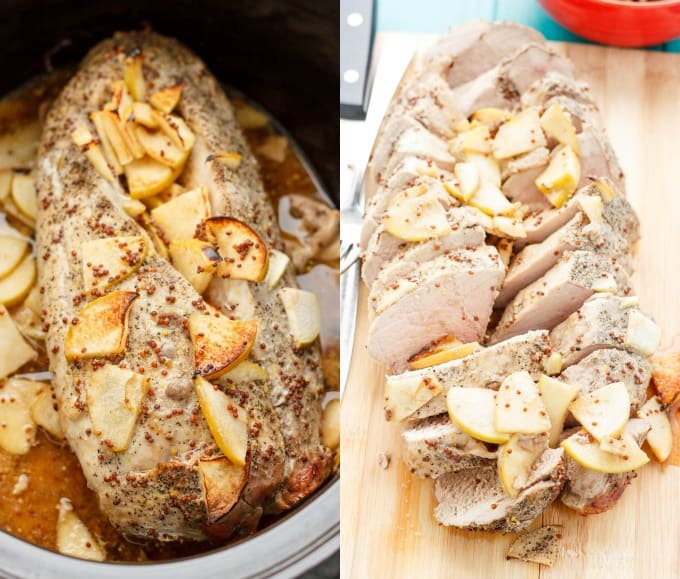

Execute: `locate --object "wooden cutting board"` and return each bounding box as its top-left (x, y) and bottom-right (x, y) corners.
top-left (341, 32), bottom-right (680, 578)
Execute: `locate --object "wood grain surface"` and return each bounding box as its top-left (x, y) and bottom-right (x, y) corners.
top-left (341, 32), bottom-right (680, 579)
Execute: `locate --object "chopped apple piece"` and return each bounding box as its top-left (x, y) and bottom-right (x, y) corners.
top-left (31, 386), bottom-right (64, 440)
top-left (492, 216), bottom-right (526, 239)
top-left (198, 457), bottom-right (248, 522)
top-left (466, 152), bottom-right (501, 187)
top-left (206, 152), bottom-right (243, 170)
top-left (537, 375), bottom-right (581, 447)
top-left (569, 381), bottom-right (630, 441)
top-left (138, 213), bottom-right (169, 259)
top-left (492, 108), bottom-right (546, 159)
top-left (0, 254), bottom-right (36, 307)
top-left (535, 145), bottom-right (580, 208)
top-left (495, 371), bottom-right (551, 435)
top-left (87, 364), bottom-right (149, 452)
top-left (450, 125), bottom-right (492, 155)
top-left (540, 103), bottom-right (579, 153)
top-left (151, 186), bottom-right (211, 242)
top-left (409, 341), bottom-right (482, 370)
top-left (64, 291), bottom-right (137, 361)
top-left (469, 181), bottom-right (514, 217)
top-left (130, 102), bottom-right (158, 128)
top-left (315, 398), bottom-right (339, 453)
top-left (91, 111), bottom-right (133, 166)
top-left (624, 309), bottom-right (661, 357)
top-left (542, 352), bottom-right (563, 376)
top-left (471, 108), bottom-right (514, 130)
top-left (382, 185), bottom-right (449, 242)
top-left (0, 306), bottom-right (36, 379)
top-left (0, 234), bottom-right (28, 279)
top-left (0, 378), bottom-right (42, 454)
top-left (124, 156), bottom-right (179, 199)
top-left (637, 396), bottom-right (673, 462)
top-left (0, 121), bottom-right (40, 171)
top-left (109, 81), bottom-right (134, 120)
top-left (23, 285), bottom-right (41, 317)
top-left (0, 170), bottom-right (12, 200)
top-left (453, 162), bottom-right (480, 201)
top-left (651, 351), bottom-right (680, 406)
top-left (56, 498), bottom-right (106, 561)
top-left (123, 52), bottom-right (146, 101)
top-left (168, 239), bottom-right (220, 294)
top-left (205, 217), bottom-right (269, 282)
top-left (263, 249), bottom-right (290, 290)
top-left (221, 360), bottom-right (269, 384)
top-left (71, 124), bottom-right (115, 182)
top-left (561, 429), bottom-right (649, 473)
top-left (150, 83), bottom-right (184, 114)
top-left (447, 387), bottom-right (510, 444)
top-left (153, 111), bottom-right (196, 152)
top-left (279, 287), bottom-right (321, 348)
top-left (496, 238), bottom-right (513, 267)
top-left (599, 431), bottom-right (641, 457)
top-left (235, 104), bottom-right (269, 129)
top-left (81, 236), bottom-right (147, 292)
top-left (11, 173), bottom-right (37, 221)
top-left (195, 376), bottom-right (249, 466)
top-left (507, 525), bottom-right (562, 567)
top-left (498, 433), bottom-right (548, 497)
top-left (134, 125), bottom-right (188, 169)
top-left (121, 198), bottom-right (146, 218)
top-left (189, 313), bottom-right (257, 378)
top-left (384, 374), bottom-right (443, 422)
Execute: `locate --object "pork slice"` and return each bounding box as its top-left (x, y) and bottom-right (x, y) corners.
top-left (389, 330), bottom-right (552, 420)
top-left (363, 205), bottom-right (486, 287)
top-left (501, 43), bottom-right (575, 96)
top-left (561, 348), bottom-right (651, 415)
top-left (422, 21), bottom-right (545, 88)
top-left (502, 166), bottom-right (553, 212)
top-left (489, 250), bottom-right (625, 344)
top-left (560, 419), bottom-right (650, 514)
top-left (401, 414), bottom-right (496, 478)
top-left (434, 448), bottom-right (566, 533)
top-left (522, 72), bottom-right (597, 113)
top-left (368, 245), bottom-right (505, 371)
top-left (550, 294), bottom-right (659, 367)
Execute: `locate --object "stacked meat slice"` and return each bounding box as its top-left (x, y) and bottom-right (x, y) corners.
top-left (361, 21), bottom-right (663, 532)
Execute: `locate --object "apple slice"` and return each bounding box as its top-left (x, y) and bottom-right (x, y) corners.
top-left (279, 287), bottom-right (321, 348)
top-left (492, 108), bottom-right (546, 159)
top-left (151, 186), bottom-right (211, 242)
top-left (206, 152), bottom-right (243, 171)
top-left (86, 364), bottom-right (149, 452)
top-left (447, 387), bottom-right (510, 444)
top-left (153, 111), bottom-right (196, 152)
top-left (56, 498), bottom-right (106, 561)
top-left (624, 309), bottom-right (661, 357)
top-left (71, 124), bottom-right (115, 182)
top-left (81, 236), bottom-right (147, 292)
top-left (599, 431), bottom-right (641, 457)
top-left (569, 381), bottom-right (630, 441)
top-left (535, 145), bottom-right (581, 208)
top-left (561, 429), bottom-right (649, 473)
top-left (134, 125), bottom-right (188, 169)
top-left (168, 239), bottom-right (220, 294)
top-left (321, 398), bottom-right (340, 451)
top-left (124, 51), bottom-right (146, 101)
top-left (221, 360), bottom-right (269, 384)
top-left (0, 377), bottom-right (42, 454)
top-left (130, 102), bottom-right (158, 128)
top-left (263, 249), bottom-right (290, 290)
top-left (121, 198), bottom-right (146, 218)
top-left (11, 173), bottom-right (37, 221)
top-left (205, 217), bottom-right (269, 282)
top-left (496, 238), bottom-right (513, 267)
top-left (198, 456), bottom-right (248, 522)
top-left (189, 313), bottom-right (257, 378)
top-left (138, 213), bottom-right (169, 259)
top-left (577, 195), bottom-right (604, 226)
top-left (537, 375), bottom-right (581, 447)
top-left (0, 170), bottom-right (12, 200)
top-left (150, 83), bottom-right (184, 114)
top-left (125, 156), bottom-right (180, 199)
top-left (0, 254), bottom-right (36, 307)
top-left (382, 185), bottom-right (449, 242)
top-left (492, 216), bottom-right (526, 239)
top-left (542, 352), bottom-right (563, 376)
top-left (195, 376), bottom-right (249, 466)
top-left (495, 371), bottom-right (551, 435)
top-left (0, 305), bottom-right (36, 380)
top-left (235, 104), bottom-right (269, 129)
top-left (468, 181), bottom-right (515, 217)
top-left (450, 125), bottom-right (492, 155)
top-left (540, 103), bottom-right (579, 153)
top-left (0, 234), bottom-right (29, 279)
top-left (498, 433), bottom-right (548, 498)
top-left (91, 110), bottom-right (133, 166)
top-left (384, 374), bottom-right (443, 422)
top-left (466, 152), bottom-right (501, 187)
top-left (637, 396), bottom-right (673, 462)
top-left (64, 291), bottom-right (137, 361)
top-left (453, 162), bottom-right (480, 201)
top-left (408, 341), bottom-right (482, 370)
top-left (31, 386), bottom-right (64, 440)
top-left (471, 108), bottom-right (514, 130)
top-left (0, 120), bottom-right (40, 171)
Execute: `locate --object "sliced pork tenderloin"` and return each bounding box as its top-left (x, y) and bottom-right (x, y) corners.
top-left (550, 294), bottom-right (660, 368)
top-left (489, 250), bottom-right (626, 344)
top-left (368, 245), bottom-right (505, 371)
top-left (401, 414), bottom-right (496, 478)
top-left (388, 330), bottom-right (552, 420)
top-left (434, 448), bottom-right (566, 532)
top-left (560, 419), bottom-right (650, 514)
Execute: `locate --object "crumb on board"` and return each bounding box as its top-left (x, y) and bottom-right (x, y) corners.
top-left (377, 451), bottom-right (392, 470)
